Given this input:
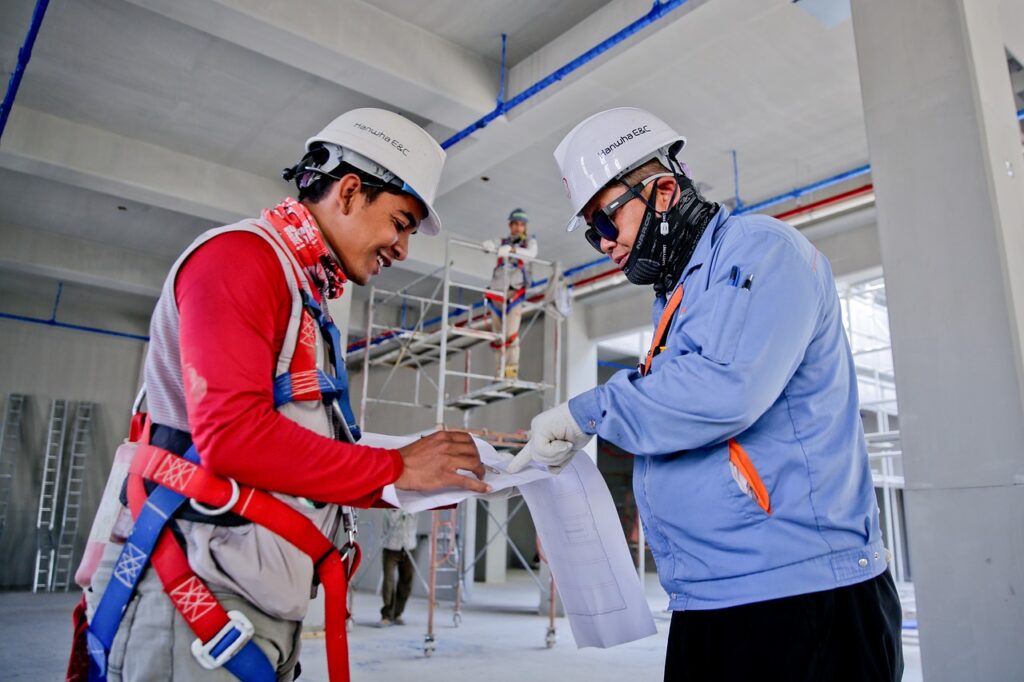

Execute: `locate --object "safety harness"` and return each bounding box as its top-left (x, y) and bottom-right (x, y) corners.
top-left (87, 218), bottom-right (363, 681)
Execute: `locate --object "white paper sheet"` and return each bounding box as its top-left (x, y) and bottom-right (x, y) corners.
top-left (517, 453), bottom-right (657, 648)
top-left (362, 431), bottom-right (656, 649)
top-left (359, 432), bottom-right (549, 513)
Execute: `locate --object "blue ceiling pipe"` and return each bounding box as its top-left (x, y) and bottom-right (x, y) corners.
top-left (441, 0), bottom-right (690, 150)
top-left (0, 0), bottom-right (50, 142)
top-left (0, 282), bottom-right (149, 342)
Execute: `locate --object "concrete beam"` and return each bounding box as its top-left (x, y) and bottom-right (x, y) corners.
top-left (0, 223), bottom-right (169, 298)
top-left (1000, 0), bottom-right (1024, 66)
top-left (437, 0), bottom-right (715, 196)
top-left (123, 0), bottom-right (497, 131)
top-left (0, 107), bottom-right (277, 224)
top-left (0, 106), bottom-right (496, 282)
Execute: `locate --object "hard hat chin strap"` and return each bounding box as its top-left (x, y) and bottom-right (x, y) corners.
top-left (621, 170), bottom-right (718, 297)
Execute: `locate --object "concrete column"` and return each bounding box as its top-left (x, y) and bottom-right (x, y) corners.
top-left (483, 497), bottom-right (508, 583)
top-left (850, 1), bottom-right (1024, 679)
top-left (564, 300), bottom-right (598, 461)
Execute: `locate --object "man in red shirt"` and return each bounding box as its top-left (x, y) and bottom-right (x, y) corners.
top-left (83, 109), bottom-right (488, 681)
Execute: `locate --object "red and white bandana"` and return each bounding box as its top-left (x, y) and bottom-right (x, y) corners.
top-left (262, 197), bottom-right (348, 300)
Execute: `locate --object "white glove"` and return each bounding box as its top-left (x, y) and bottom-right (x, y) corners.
top-left (507, 403), bottom-right (593, 474)
top-left (496, 244), bottom-right (513, 258)
top-left (481, 239), bottom-right (497, 253)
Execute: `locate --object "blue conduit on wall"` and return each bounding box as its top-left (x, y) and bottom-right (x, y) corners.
top-left (0, 282), bottom-right (150, 342)
top-left (0, 0), bottom-right (50, 141)
top-left (441, 0), bottom-right (690, 150)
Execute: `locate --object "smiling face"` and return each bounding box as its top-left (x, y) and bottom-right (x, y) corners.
top-left (308, 174), bottom-right (426, 285)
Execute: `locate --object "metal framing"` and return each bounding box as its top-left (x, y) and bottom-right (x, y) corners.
top-left (33, 398), bottom-right (70, 592)
top-left (839, 275), bottom-right (909, 583)
top-left (52, 401), bottom-right (94, 591)
top-left (348, 235), bottom-right (566, 655)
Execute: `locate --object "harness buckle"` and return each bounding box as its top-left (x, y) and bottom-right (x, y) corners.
top-left (190, 609), bottom-right (255, 670)
top-left (188, 477), bottom-right (240, 516)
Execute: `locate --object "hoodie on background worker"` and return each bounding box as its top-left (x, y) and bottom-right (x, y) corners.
top-left (482, 209), bottom-right (539, 380)
top-left (75, 109), bottom-right (489, 682)
top-left (510, 107), bottom-right (903, 682)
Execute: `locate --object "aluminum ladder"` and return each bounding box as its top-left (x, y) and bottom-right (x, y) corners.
top-left (0, 394), bottom-right (27, 539)
top-left (33, 399), bottom-right (70, 592)
top-left (52, 401), bottom-right (94, 591)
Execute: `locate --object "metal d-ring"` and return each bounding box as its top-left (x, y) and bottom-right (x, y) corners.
top-left (189, 478), bottom-right (240, 516)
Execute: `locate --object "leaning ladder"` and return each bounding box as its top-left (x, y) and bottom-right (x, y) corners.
top-left (33, 399), bottom-right (70, 592)
top-left (424, 506), bottom-right (463, 657)
top-left (52, 402), bottom-right (94, 591)
top-left (0, 394), bottom-right (27, 539)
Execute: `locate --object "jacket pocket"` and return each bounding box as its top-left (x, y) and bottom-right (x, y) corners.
top-left (702, 284), bottom-right (751, 365)
top-left (728, 438), bottom-right (771, 514)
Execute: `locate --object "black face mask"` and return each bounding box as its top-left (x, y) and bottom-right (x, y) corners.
top-left (621, 174), bottom-right (718, 296)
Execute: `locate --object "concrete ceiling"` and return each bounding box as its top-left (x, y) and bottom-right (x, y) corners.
top-left (363, 0), bottom-right (611, 65)
top-left (0, 0), bottom-right (1020, 311)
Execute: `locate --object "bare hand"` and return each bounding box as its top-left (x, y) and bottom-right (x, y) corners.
top-left (395, 430), bottom-right (490, 494)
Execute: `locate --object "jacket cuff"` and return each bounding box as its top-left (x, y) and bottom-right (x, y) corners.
top-left (568, 389), bottom-right (603, 435)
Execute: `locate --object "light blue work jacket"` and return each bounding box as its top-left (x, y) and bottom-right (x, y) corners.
top-left (569, 207), bottom-right (886, 610)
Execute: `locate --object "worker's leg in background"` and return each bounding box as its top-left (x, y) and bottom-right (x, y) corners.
top-left (489, 304), bottom-right (505, 378)
top-left (380, 548), bottom-right (399, 623)
top-left (662, 570), bottom-right (902, 682)
top-left (88, 543), bottom-right (300, 681)
top-left (504, 300), bottom-right (522, 379)
top-left (392, 550), bottom-right (415, 623)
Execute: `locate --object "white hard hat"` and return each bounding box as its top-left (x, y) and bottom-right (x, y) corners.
top-left (306, 109), bottom-right (447, 236)
top-left (553, 107), bottom-right (686, 232)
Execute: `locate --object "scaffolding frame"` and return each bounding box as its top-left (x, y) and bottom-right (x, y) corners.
top-left (349, 235), bottom-right (566, 655)
top-left (52, 401), bottom-right (94, 591)
top-left (33, 398), bottom-right (70, 592)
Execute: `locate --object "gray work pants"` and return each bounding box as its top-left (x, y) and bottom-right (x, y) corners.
top-left (380, 548), bottom-right (414, 621)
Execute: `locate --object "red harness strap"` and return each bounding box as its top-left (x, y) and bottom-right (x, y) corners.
top-left (128, 444), bottom-right (359, 680)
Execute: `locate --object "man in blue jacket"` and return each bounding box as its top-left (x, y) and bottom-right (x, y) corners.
top-left (509, 107), bottom-right (903, 680)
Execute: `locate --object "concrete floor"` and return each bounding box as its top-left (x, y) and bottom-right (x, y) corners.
top-left (0, 571), bottom-right (922, 681)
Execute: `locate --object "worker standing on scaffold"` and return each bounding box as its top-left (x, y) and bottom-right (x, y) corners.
top-left (482, 209), bottom-right (538, 380)
top-left (510, 107), bottom-right (902, 681)
top-left (75, 109), bottom-right (489, 682)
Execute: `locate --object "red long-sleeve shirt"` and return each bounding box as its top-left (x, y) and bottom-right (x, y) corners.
top-left (175, 230), bottom-right (402, 506)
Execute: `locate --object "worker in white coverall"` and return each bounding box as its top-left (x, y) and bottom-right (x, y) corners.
top-left (509, 107), bottom-right (902, 681)
top-left (78, 109), bottom-right (489, 682)
top-left (482, 208), bottom-right (539, 379)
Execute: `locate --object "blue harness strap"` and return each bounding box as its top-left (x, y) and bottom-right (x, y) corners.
top-left (272, 292), bottom-right (362, 442)
top-left (86, 446), bottom-right (275, 682)
top-left (486, 288), bottom-right (527, 318)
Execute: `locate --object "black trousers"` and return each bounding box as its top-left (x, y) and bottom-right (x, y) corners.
top-left (664, 570), bottom-right (904, 682)
top-left (380, 548), bottom-right (414, 620)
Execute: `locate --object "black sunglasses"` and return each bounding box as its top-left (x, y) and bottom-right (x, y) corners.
top-left (582, 173), bottom-right (673, 252)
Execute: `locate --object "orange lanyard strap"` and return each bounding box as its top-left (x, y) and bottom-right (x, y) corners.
top-left (641, 285), bottom-right (684, 376)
